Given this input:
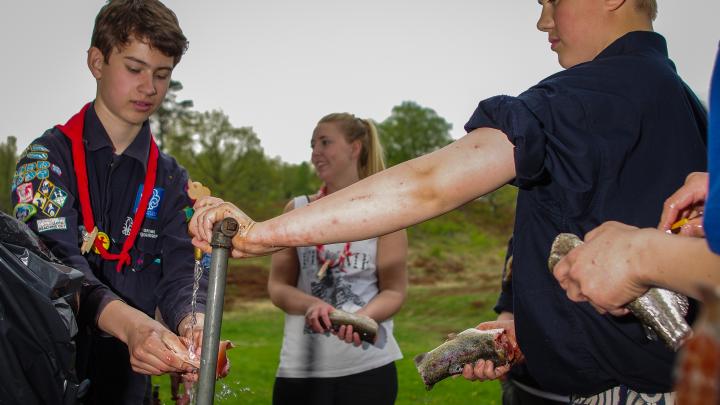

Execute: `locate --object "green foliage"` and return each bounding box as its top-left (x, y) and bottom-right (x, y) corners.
top-left (151, 80), bottom-right (194, 152)
top-left (0, 136), bottom-right (17, 214)
top-left (378, 101), bottom-right (453, 167)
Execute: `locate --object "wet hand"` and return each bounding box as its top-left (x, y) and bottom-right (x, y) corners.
top-left (189, 197), bottom-right (258, 255)
top-left (125, 319), bottom-right (198, 376)
top-left (552, 222), bottom-right (650, 316)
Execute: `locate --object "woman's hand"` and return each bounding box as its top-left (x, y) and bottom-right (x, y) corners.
top-left (305, 301), bottom-right (335, 334)
top-left (658, 171), bottom-right (708, 237)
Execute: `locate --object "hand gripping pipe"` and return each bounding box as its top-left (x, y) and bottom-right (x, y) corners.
top-left (196, 218), bottom-right (239, 405)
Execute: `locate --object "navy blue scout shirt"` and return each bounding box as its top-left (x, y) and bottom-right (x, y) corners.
top-left (10, 104), bottom-right (207, 332)
top-left (466, 32), bottom-right (707, 395)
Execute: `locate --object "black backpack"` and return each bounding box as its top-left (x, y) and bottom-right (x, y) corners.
top-left (0, 211), bottom-right (87, 404)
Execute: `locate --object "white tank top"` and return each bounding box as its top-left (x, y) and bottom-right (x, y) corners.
top-left (275, 196), bottom-right (403, 378)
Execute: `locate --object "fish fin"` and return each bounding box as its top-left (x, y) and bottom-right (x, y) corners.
top-left (446, 332), bottom-right (457, 341)
top-left (425, 383), bottom-right (434, 391)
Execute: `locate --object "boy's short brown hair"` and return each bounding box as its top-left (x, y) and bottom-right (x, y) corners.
top-left (635, 0), bottom-right (657, 21)
top-left (91, 0), bottom-right (188, 65)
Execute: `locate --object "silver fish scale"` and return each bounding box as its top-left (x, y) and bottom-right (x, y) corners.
top-left (414, 328), bottom-right (508, 389)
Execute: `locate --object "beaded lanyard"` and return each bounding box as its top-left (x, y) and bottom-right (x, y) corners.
top-left (314, 186), bottom-right (352, 279)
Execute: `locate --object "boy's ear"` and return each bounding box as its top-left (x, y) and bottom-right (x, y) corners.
top-left (87, 47), bottom-right (105, 79)
top-left (604, 0), bottom-right (626, 12)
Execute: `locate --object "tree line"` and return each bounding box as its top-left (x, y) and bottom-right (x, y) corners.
top-left (1, 81), bottom-right (455, 219)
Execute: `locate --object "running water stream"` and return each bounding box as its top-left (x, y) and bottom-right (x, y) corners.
top-left (188, 250), bottom-right (204, 360)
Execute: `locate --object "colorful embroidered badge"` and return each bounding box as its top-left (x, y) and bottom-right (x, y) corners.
top-left (50, 187), bottom-right (68, 207)
top-left (32, 192), bottom-right (48, 209)
top-left (50, 164), bottom-right (62, 176)
top-left (26, 152), bottom-right (48, 160)
top-left (36, 169), bottom-right (50, 180)
top-left (16, 182), bottom-right (33, 203)
top-left (13, 203), bottom-right (37, 223)
top-left (37, 217), bottom-right (67, 232)
top-left (92, 231), bottom-right (111, 254)
top-left (38, 179), bottom-right (54, 195)
top-left (42, 202), bottom-right (61, 217)
top-left (133, 185), bottom-right (164, 220)
top-left (30, 144), bottom-right (49, 153)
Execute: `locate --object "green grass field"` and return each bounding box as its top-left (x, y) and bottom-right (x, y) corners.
top-left (153, 284), bottom-right (503, 404)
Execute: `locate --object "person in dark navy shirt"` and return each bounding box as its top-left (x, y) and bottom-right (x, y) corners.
top-left (10, 1), bottom-right (208, 403)
top-left (190, 0), bottom-right (706, 402)
top-left (552, 48), bottom-right (720, 335)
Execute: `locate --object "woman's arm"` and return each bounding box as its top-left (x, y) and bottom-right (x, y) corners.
top-left (191, 128), bottom-right (515, 256)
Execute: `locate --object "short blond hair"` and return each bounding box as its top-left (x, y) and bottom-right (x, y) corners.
top-left (635, 0), bottom-right (657, 21)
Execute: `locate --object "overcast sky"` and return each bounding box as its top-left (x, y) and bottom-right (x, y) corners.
top-left (2, 1), bottom-right (718, 164)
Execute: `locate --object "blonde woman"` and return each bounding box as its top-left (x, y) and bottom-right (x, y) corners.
top-left (269, 113), bottom-right (407, 405)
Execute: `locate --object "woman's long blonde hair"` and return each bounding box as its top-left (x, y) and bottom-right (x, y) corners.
top-left (317, 113), bottom-right (385, 179)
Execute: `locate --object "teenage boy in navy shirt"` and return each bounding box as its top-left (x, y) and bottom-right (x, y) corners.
top-left (191, 0), bottom-right (706, 401)
top-left (10, 1), bottom-right (207, 403)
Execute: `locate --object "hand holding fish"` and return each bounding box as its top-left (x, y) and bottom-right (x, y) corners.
top-left (551, 222), bottom-right (651, 316)
top-left (658, 171), bottom-right (707, 237)
top-left (415, 318), bottom-right (523, 389)
top-left (461, 319), bottom-right (520, 382)
top-left (306, 301), bottom-right (335, 334)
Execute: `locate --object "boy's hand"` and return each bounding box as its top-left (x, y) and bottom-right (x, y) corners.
top-left (461, 319), bottom-right (517, 382)
top-left (125, 317), bottom-right (198, 375)
top-left (658, 171), bottom-right (707, 237)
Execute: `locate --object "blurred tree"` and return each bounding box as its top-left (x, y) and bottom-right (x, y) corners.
top-left (277, 161), bottom-right (321, 200)
top-left (150, 80), bottom-right (194, 152)
top-left (166, 109), bottom-right (284, 219)
top-left (377, 101), bottom-right (453, 167)
top-left (0, 136), bottom-right (17, 214)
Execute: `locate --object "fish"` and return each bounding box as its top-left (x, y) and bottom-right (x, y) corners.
top-left (216, 340), bottom-right (234, 379)
top-left (414, 327), bottom-right (522, 390)
top-left (328, 309), bottom-right (379, 343)
top-left (548, 233), bottom-right (692, 351)
top-left (164, 335), bottom-right (234, 379)
top-left (674, 284), bottom-right (720, 403)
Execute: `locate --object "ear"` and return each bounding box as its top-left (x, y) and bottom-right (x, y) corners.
top-left (604, 0), bottom-right (626, 12)
top-left (350, 139), bottom-right (362, 160)
top-left (87, 47), bottom-right (105, 79)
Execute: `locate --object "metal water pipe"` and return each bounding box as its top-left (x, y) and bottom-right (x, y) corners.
top-left (196, 218), bottom-right (238, 405)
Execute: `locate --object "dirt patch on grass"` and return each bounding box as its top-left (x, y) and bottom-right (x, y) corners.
top-left (224, 264), bottom-right (270, 308)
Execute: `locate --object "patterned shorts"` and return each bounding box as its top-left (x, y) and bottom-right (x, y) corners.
top-left (571, 386), bottom-right (675, 405)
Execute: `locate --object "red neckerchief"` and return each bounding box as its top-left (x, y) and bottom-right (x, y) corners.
top-left (314, 185), bottom-right (352, 270)
top-left (56, 103), bottom-right (159, 272)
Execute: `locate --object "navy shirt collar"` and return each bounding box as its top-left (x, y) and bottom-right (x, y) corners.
top-left (84, 102), bottom-right (152, 171)
top-left (595, 31), bottom-right (668, 61)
